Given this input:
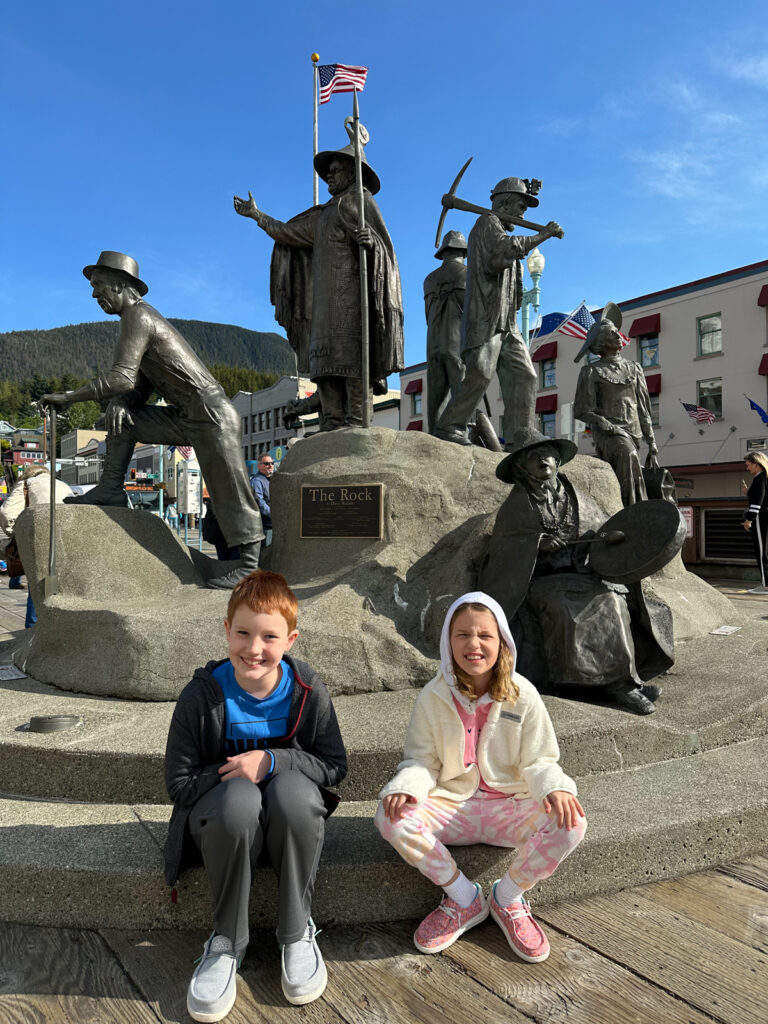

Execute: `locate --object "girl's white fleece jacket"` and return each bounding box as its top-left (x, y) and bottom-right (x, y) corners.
top-left (378, 592), bottom-right (577, 807)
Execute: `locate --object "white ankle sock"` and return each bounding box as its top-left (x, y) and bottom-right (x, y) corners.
top-left (495, 874), bottom-right (525, 907)
top-left (442, 873), bottom-right (478, 908)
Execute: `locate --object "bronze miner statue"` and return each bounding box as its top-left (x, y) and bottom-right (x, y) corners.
top-left (424, 231), bottom-right (467, 433)
top-left (573, 302), bottom-right (658, 506)
top-left (434, 176), bottom-right (563, 448)
top-left (40, 251), bottom-right (264, 589)
top-left (234, 122), bottom-right (403, 431)
top-left (480, 428), bottom-right (678, 715)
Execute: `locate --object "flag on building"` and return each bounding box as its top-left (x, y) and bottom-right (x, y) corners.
top-left (530, 312), bottom-right (568, 340)
top-left (556, 302), bottom-right (595, 340)
top-left (318, 64), bottom-right (368, 104)
top-left (745, 395), bottom-right (768, 425)
top-left (681, 401), bottom-right (716, 425)
top-left (171, 445), bottom-right (194, 459)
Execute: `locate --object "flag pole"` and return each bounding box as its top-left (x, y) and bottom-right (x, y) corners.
top-left (707, 425), bottom-right (737, 466)
top-left (312, 53), bottom-right (320, 206)
top-left (352, 89), bottom-right (371, 428)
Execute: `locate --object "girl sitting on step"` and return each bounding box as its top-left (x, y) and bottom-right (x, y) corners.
top-left (375, 591), bottom-right (586, 961)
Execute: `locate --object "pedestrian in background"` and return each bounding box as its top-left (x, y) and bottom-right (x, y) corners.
top-left (742, 451), bottom-right (768, 594)
top-left (0, 466), bottom-right (73, 627)
top-left (251, 454), bottom-right (274, 546)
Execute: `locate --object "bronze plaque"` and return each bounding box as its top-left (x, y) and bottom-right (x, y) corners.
top-left (300, 484), bottom-right (384, 539)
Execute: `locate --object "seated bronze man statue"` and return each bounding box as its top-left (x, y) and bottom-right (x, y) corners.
top-left (480, 427), bottom-right (674, 715)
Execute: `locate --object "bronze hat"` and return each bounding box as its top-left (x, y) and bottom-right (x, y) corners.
top-left (314, 144), bottom-right (380, 195)
top-left (82, 251), bottom-right (148, 296)
top-left (496, 426), bottom-right (577, 483)
top-left (435, 230), bottom-right (468, 260)
top-left (573, 302), bottom-right (622, 363)
top-left (489, 176), bottom-right (540, 208)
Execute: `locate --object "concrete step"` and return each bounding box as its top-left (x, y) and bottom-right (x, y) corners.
top-left (3, 604), bottom-right (768, 805)
top-left (2, 734), bottom-right (767, 931)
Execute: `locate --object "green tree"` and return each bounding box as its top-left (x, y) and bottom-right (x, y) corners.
top-left (63, 401), bottom-right (102, 431)
top-left (208, 364), bottom-right (278, 398)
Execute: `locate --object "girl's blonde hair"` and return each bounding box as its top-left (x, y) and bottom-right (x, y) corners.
top-left (450, 602), bottom-right (520, 704)
top-left (745, 451), bottom-right (768, 475)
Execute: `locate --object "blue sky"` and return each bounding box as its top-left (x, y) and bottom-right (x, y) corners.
top-left (3, 1), bottom-right (768, 373)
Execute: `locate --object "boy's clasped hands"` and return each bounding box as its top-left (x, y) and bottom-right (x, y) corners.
top-left (219, 750), bottom-right (272, 783)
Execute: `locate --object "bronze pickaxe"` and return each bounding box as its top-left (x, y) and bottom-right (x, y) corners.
top-left (435, 156), bottom-right (564, 248)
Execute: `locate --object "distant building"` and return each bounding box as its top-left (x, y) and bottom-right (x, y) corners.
top-left (60, 429), bottom-right (107, 486)
top-left (0, 421), bottom-right (16, 443)
top-left (8, 427), bottom-right (45, 468)
top-left (232, 375), bottom-right (401, 465)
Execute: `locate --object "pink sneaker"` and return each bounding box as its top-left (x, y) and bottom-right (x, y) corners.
top-left (414, 885), bottom-right (489, 954)
top-left (490, 883), bottom-right (550, 962)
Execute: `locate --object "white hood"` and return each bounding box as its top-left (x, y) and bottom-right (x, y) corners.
top-left (439, 591), bottom-right (517, 706)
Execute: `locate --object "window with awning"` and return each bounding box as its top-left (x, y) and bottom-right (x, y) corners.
top-left (406, 420), bottom-right (423, 431)
top-left (531, 340), bottom-right (558, 362)
top-left (758, 285), bottom-right (768, 307)
top-left (759, 354), bottom-right (768, 376)
top-left (535, 394), bottom-right (558, 413)
top-left (645, 373), bottom-right (662, 395)
top-left (629, 313), bottom-right (661, 337)
top-left (404, 379), bottom-right (423, 394)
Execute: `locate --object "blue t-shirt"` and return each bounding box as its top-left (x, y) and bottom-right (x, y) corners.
top-left (213, 659), bottom-right (294, 756)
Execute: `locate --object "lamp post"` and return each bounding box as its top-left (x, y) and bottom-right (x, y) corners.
top-left (520, 247), bottom-right (546, 348)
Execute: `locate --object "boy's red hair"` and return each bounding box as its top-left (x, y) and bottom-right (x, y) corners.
top-left (226, 570), bottom-right (299, 633)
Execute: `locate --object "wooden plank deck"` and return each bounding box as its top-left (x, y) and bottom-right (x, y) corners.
top-left (2, 853), bottom-right (766, 1024)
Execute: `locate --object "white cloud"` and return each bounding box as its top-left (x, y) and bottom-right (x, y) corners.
top-left (720, 53), bottom-right (768, 89)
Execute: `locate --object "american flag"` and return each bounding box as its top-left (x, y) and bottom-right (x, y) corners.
top-left (681, 401), bottom-right (716, 425)
top-left (318, 64), bottom-right (368, 104)
top-left (556, 302), bottom-right (595, 340)
top-left (171, 445), bottom-right (194, 459)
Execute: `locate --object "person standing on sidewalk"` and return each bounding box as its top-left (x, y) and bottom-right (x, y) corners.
top-left (742, 451), bottom-right (768, 594)
top-left (250, 454), bottom-right (274, 546)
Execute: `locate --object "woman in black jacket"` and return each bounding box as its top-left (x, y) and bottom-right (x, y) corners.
top-left (742, 451), bottom-right (768, 594)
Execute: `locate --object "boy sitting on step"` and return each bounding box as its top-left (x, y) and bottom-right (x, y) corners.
top-left (164, 570), bottom-right (347, 1020)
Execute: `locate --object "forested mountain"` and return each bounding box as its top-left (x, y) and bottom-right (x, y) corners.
top-left (0, 319), bottom-right (296, 381)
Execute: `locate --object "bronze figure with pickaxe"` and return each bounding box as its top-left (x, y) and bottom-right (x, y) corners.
top-left (433, 159), bottom-right (564, 449)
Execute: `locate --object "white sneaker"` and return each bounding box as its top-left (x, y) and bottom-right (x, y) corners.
top-left (281, 918), bottom-right (327, 1005)
top-left (187, 933), bottom-right (238, 1023)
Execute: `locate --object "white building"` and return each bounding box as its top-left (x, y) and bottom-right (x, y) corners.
top-left (233, 375), bottom-right (401, 468)
top-left (59, 429), bottom-right (107, 486)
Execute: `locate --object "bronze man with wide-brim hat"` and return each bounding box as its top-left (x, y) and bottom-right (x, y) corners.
top-left (480, 427), bottom-right (674, 716)
top-left (234, 124), bottom-right (402, 431)
top-left (313, 140), bottom-right (380, 196)
top-left (495, 426), bottom-right (577, 484)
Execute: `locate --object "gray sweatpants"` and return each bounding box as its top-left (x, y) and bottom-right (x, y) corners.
top-left (189, 772), bottom-right (327, 952)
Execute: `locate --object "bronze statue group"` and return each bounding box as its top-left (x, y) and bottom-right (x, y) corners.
top-left (38, 122), bottom-right (698, 1019)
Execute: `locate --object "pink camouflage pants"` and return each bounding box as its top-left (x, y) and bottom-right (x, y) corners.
top-left (374, 790), bottom-right (586, 891)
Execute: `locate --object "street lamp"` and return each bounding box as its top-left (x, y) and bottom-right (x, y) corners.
top-left (520, 247), bottom-right (546, 348)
